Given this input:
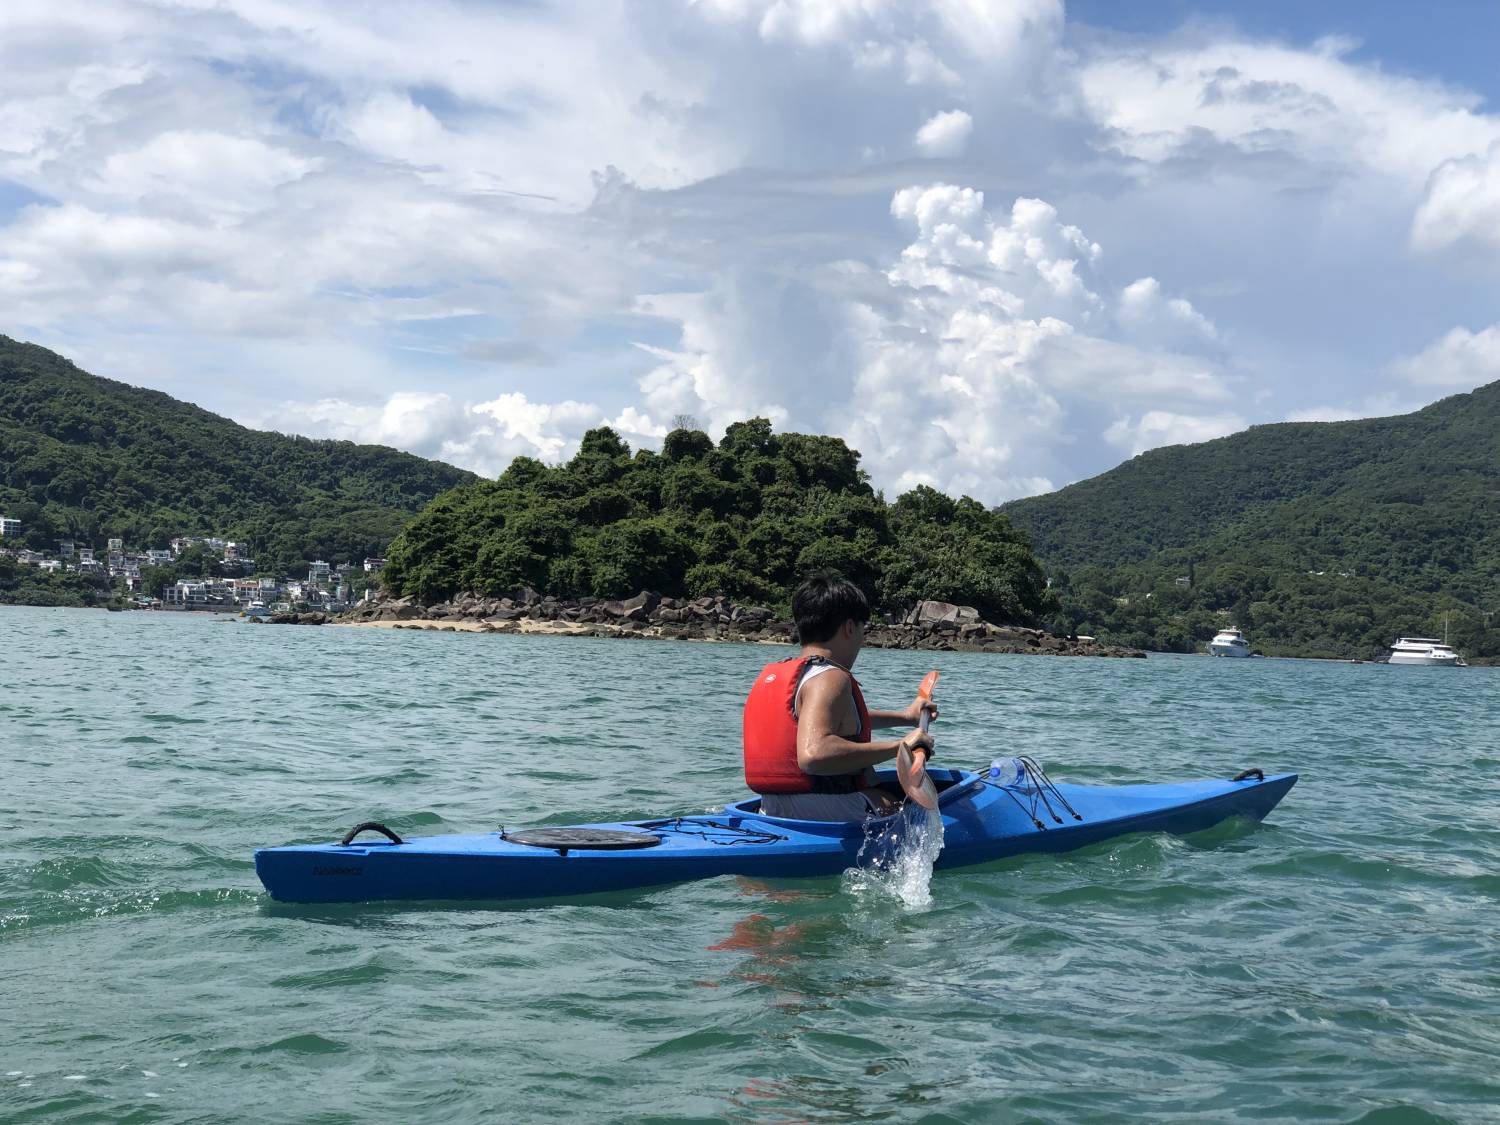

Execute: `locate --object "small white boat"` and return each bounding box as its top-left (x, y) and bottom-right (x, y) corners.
top-left (1208, 627), bottom-right (1252, 657)
top-left (242, 601), bottom-right (272, 620)
top-left (1387, 637), bottom-right (1466, 667)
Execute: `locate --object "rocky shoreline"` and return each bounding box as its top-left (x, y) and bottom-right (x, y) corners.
top-left (297, 590), bottom-right (1145, 658)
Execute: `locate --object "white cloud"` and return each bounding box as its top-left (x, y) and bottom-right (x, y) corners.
top-left (1390, 324), bottom-right (1500, 387)
top-left (261, 390), bottom-right (668, 478)
top-left (1104, 410), bottom-right (1245, 457)
top-left (914, 109), bottom-right (973, 156)
top-left (4, 0), bottom-right (1500, 511)
top-left (1077, 37), bottom-right (1500, 187)
top-left (1117, 277), bottom-right (1217, 346)
top-left (1282, 389), bottom-right (1422, 423)
top-left (1411, 140), bottom-right (1500, 259)
top-left (195, 171), bottom-right (1251, 502)
top-left (90, 131), bottom-right (319, 220)
top-left (628, 182), bottom-right (1239, 503)
top-left (1070, 30), bottom-right (1500, 289)
top-left (1283, 405), bottom-right (1367, 424)
top-left (699, 0), bottom-right (1062, 59)
top-left (886, 188), bottom-right (1104, 319)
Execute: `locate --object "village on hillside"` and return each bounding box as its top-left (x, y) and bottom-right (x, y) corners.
top-left (0, 514), bottom-right (382, 614)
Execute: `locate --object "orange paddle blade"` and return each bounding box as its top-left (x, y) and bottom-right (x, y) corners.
top-left (902, 668), bottom-right (941, 808)
top-left (896, 744), bottom-right (939, 811)
top-left (917, 669), bottom-right (939, 734)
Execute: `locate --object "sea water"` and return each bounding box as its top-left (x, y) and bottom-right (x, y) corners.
top-left (3, 605), bottom-right (1498, 1123)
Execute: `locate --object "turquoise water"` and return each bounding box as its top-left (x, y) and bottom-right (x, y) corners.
top-left (3, 605), bottom-right (1498, 1124)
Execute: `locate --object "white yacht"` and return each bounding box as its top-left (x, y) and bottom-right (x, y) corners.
top-left (1208, 627), bottom-right (1252, 657)
top-left (1387, 637), bottom-right (1466, 667)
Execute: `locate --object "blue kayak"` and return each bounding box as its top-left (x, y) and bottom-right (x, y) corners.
top-left (254, 764), bottom-right (1297, 904)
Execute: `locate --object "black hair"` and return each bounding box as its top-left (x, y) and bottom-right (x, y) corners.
top-left (793, 571), bottom-right (870, 644)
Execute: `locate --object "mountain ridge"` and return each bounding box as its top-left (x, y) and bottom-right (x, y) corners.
top-left (1003, 383), bottom-right (1500, 658)
top-left (0, 335), bottom-right (477, 573)
top-left (1003, 383), bottom-right (1500, 574)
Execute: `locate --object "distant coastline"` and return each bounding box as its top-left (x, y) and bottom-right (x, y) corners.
top-left (323, 591), bottom-right (1147, 658)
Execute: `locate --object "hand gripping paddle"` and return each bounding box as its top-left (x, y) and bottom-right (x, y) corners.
top-left (895, 670), bottom-right (940, 810)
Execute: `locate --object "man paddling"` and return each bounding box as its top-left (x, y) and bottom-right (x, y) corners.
top-left (742, 571), bottom-right (936, 820)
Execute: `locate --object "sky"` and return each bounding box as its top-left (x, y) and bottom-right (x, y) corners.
top-left (3, 0), bottom-right (1500, 503)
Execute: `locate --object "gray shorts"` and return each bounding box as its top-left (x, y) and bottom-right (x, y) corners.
top-left (758, 790), bottom-right (882, 822)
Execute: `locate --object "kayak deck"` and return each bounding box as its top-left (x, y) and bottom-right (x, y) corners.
top-left (254, 767), bottom-right (1297, 904)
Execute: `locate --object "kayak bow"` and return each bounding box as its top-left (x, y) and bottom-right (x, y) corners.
top-left (254, 767), bottom-right (1297, 904)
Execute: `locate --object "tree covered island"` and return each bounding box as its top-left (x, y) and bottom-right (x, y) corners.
top-left (382, 418), bottom-right (1057, 626)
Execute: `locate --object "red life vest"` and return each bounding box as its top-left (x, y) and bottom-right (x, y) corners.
top-left (742, 656), bottom-right (871, 794)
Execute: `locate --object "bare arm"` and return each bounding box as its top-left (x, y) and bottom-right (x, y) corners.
top-left (796, 669), bottom-right (931, 775)
top-left (868, 694), bottom-right (939, 729)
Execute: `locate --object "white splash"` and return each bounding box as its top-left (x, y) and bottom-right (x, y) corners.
top-left (844, 803), bottom-right (946, 909)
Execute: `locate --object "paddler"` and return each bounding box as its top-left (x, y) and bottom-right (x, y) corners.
top-left (742, 571), bottom-right (936, 820)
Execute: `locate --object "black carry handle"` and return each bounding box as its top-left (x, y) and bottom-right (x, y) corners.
top-left (339, 821), bottom-right (404, 846)
top-left (1231, 768), bottom-right (1265, 782)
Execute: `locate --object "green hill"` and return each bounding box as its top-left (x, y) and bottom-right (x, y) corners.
top-left (1002, 384), bottom-right (1500, 659)
top-left (0, 336), bottom-right (477, 574)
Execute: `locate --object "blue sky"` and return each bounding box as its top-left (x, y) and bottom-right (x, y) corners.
top-left (2, 1), bottom-right (1498, 501)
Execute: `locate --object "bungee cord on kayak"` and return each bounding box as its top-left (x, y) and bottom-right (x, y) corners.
top-left (980, 756), bottom-right (1084, 830)
top-left (637, 818), bottom-right (787, 847)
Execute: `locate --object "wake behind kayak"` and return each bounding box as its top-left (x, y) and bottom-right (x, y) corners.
top-left (253, 765), bottom-right (1296, 905)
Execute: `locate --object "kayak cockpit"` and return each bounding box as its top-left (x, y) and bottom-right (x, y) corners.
top-left (724, 767), bottom-right (982, 832)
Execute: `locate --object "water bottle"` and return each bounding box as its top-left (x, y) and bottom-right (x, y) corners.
top-left (989, 757), bottom-right (1027, 787)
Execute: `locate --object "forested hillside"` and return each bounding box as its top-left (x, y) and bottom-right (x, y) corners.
top-left (383, 419), bottom-right (1058, 623)
top-left (1003, 384), bottom-right (1500, 660)
top-left (0, 337), bottom-right (476, 573)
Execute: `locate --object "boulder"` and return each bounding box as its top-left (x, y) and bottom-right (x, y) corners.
top-left (906, 600), bottom-right (981, 627)
top-left (600, 591), bottom-right (660, 619)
